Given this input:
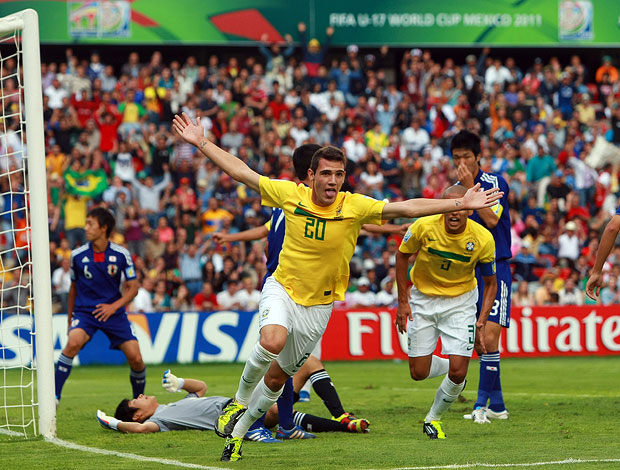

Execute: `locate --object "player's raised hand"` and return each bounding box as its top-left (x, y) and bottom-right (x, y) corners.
top-left (97, 409), bottom-right (120, 431)
top-left (585, 271), bottom-right (603, 300)
top-left (172, 112), bottom-right (204, 147)
top-left (461, 183), bottom-right (503, 210)
top-left (456, 164), bottom-right (475, 189)
top-left (395, 302), bottom-right (412, 334)
top-left (212, 232), bottom-right (230, 244)
top-left (162, 369), bottom-right (184, 393)
top-left (93, 303), bottom-right (116, 322)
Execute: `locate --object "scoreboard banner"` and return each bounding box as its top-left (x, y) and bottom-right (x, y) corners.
top-left (0, 1), bottom-right (619, 46)
top-left (1, 305), bottom-right (620, 367)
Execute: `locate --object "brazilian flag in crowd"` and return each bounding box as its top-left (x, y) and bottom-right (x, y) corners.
top-left (64, 169), bottom-right (108, 199)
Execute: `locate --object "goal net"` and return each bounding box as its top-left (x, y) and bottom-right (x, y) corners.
top-left (0, 9), bottom-right (55, 439)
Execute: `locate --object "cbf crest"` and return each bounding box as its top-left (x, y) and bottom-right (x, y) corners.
top-left (107, 264), bottom-right (118, 276)
top-left (466, 241), bottom-right (475, 252)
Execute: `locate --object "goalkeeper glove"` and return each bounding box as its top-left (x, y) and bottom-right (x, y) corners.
top-left (162, 369), bottom-right (185, 393)
top-left (96, 410), bottom-right (120, 431)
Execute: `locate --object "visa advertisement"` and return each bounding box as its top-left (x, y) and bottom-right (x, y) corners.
top-left (0, 1), bottom-right (618, 46)
top-left (1, 305), bottom-right (620, 368)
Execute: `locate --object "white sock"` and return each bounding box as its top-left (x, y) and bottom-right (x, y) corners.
top-left (232, 378), bottom-right (283, 438)
top-left (428, 355), bottom-right (450, 378)
top-left (425, 375), bottom-right (465, 422)
top-left (235, 343), bottom-right (279, 406)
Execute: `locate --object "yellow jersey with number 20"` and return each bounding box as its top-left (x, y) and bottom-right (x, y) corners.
top-left (399, 214), bottom-right (496, 297)
top-left (259, 176), bottom-right (385, 306)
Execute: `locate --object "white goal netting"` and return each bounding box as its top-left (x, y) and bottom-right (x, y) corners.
top-left (0, 10), bottom-right (54, 438)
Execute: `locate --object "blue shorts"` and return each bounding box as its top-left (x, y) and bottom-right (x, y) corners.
top-left (70, 311), bottom-right (138, 350)
top-left (476, 259), bottom-right (511, 328)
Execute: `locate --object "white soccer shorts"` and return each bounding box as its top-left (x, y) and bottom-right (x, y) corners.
top-left (407, 285), bottom-right (478, 358)
top-left (259, 276), bottom-right (332, 375)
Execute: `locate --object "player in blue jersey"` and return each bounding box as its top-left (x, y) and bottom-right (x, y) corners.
top-left (54, 208), bottom-right (143, 404)
top-left (451, 130), bottom-right (511, 423)
top-left (586, 203), bottom-right (620, 300)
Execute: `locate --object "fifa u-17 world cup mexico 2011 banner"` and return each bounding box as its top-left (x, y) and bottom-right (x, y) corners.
top-left (1, 305), bottom-right (620, 367)
top-left (0, 0), bottom-right (618, 46)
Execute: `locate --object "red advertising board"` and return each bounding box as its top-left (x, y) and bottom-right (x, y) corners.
top-left (321, 306), bottom-right (620, 360)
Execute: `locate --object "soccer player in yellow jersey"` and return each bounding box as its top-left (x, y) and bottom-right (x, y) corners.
top-left (172, 113), bottom-right (502, 461)
top-left (396, 185), bottom-right (497, 440)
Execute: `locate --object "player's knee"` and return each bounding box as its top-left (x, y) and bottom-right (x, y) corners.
top-left (409, 366), bottom-right (429, 381)
top-left (259, 335), bottom-right (286, 355)
top-left (263, 373), bottom-right (287, 392)
top-left (128, 355), bottom-right (144, 370)
top-left (448, 371), bottom-right (466, 384)
top-left (63, 342), bottom-right (82, 357)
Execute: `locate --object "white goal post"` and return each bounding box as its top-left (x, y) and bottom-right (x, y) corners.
top-left (0, 9), bottom-right (55, 438)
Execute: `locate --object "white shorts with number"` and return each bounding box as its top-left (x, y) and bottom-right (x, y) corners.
top-left (259, 276), bottom-right (332, 375)
top-left (407, 285), bottom-right (478, 358)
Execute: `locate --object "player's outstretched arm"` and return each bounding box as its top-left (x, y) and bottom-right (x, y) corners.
top-left (172, 112), bottom-right (260, 192)
top-left (162, 369), bottom-right (207, 396)
top-left (381, 184), bottom-right (502, 220)
top-left (587, 215), bottom-right (620, 300)
top-left (96, 410), bottom-right (159, 433)
top-left (213, 225), bottom-right (269, 244)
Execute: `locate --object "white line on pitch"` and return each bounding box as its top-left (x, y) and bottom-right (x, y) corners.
top-left (385, 387), bottom-right (616, 398)
top-left (378, 458), bottom-right (620, 470)
top-left (46, 436), bottom-right (228, 470)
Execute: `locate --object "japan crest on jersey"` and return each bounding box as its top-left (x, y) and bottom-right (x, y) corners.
top-left (107, 264), bottom-right (118, 276)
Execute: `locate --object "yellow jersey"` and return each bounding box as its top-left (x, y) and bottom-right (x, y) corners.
top-left (399, 214), bottom-right (496, 297)
top-left (259, 176), bottom-right (385, 306)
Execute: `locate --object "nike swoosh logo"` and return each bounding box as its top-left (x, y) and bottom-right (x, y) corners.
top-left (241, 376), bottom-right (252, 384)
top-left (298, 201), bottom-right (307, 207)
top-left (428, 238), bottom-right (437, 241)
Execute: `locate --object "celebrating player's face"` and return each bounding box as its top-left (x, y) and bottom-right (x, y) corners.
top-left (309, 158), bottom-right (346, 206)
top-left (443, 196), bottom-right (471, 234)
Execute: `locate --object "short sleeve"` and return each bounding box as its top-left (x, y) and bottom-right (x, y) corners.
top-left (399, 221), bottom-right (421, 254)
top-left (259, 176), bottom-right (296, 208)
top-left (264, 220), bottom-right (271, 231)
top-left (122, 252), bottom-right (137, 280)
top-left (479, 235), bottom-right (496, 265)
top-left (349, 193), bottom-right (386, 226)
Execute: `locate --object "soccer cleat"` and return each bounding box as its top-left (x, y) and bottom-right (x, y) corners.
top-left (298, 390), bottom-right (310, 402)
top-left (276, 425), bottom-right (316, 439)
top-left (347, 418), bottom-right (370, 433)
top-left (332, 412), bottom-right (358, 425)
top-left (485, 408), bottom-right (509, 420)
top-left (244, 427), bottom-right (282, 443)
top-left (221, 436), bottom-right (243, 462)
top-left (216, 400), bottom-right (247, 438)
top-left (471, 406), bottom-right (491, 424)
top-left (423, 421), bottom-right (446, 439)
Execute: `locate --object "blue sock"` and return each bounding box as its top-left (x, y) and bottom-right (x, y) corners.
top-left (474, 351), bottom-right (500, 409)
top-left (130, 368), bottom-right (146, 398)
top-left (277, 377), bottom-right (295, 430)
top-left (488, 353), bottom-right (506, 411)
top-left (54, 353), bottom-right (74, 400)
top-left (248, 414), bottom-right (266, 431)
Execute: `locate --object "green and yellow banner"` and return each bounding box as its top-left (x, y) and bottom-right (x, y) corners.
top-left (0, 0), bottom-right (618, 46)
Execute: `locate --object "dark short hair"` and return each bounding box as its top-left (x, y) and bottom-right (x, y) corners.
top-left (115, 399), bottom-right (139, 422)
top-left (293, 144), bottom-right (321, 181)
top-left (310, 146), bottom-right (347, 173)
top-left (450, 130), bottom-right (481, 157)
top-left (87, 207), bottom-right (116, 237)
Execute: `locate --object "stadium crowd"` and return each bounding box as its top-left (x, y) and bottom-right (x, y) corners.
top-left (2, 23), bottom-right (619, 313)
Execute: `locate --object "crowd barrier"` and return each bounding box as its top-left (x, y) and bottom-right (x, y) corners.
top-left (2, 306), bottom-right (619, 367)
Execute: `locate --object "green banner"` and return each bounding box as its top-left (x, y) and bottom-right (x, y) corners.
top-left (0, 0), bottom-right (619, 46)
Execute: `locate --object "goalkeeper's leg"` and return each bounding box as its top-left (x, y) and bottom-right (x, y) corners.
top-left (55, 329), bottom-right (90, 401)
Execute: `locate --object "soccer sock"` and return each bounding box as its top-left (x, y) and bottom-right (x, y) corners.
top-left (235, 343), bottom-right (279, 406)
top-left (54, 353), bottom-right (74, 400)
top-left (130, 368), bottom-right (146, 398)
top-left (293, 411), bottom-right (348, 433)
top-left (428, 355), bottom-right (450, 378)
top-left (277, 377), bottom-right (295, 430)
top-left (247, 414), bottom-right (266, 432)
top-left (425, 375), bottom-right (465, 422)
top-left (309, 369), bottom-right (345, 418)
top-left (475, 351), bottom-right (500, 409)
top-left (232, 378), bottom-right (283, 438)
top-left (488, 353), bottom-right (506, 412)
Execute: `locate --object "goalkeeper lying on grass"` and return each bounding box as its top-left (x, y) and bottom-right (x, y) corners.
top-left (96, 370), bottom-right (369, 435)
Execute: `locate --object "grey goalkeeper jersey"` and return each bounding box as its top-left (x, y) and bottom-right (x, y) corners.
top-left (147, 394), bottom-right (230, 432)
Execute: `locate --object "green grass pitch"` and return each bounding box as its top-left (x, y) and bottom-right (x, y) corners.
top-left (1, 357), bottom-right (619, 470)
